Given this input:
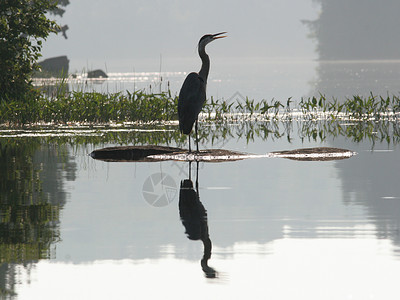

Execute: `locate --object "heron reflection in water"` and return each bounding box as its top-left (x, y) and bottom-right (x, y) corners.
top-left (179, 162), bottom-right (217, 278)
top-left (178, 32), bottom-right (227, 152)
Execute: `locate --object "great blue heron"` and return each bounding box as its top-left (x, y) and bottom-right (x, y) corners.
top-left (179, 161), bottom-right (217, 278)
top-left (178, 32), bottom-right (227, 152)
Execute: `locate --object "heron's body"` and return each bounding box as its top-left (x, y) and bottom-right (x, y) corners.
top-left (178, 72), bottom-right (206, 135)
top-left (178, 32), bottom-right (226, 152)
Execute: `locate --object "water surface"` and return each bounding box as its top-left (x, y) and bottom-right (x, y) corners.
top-left (34, 59), bottom-right (400, 102)
top-left (1, 120), bottom-right (400, 299)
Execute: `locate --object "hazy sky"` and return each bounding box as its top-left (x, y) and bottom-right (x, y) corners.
top-left (42, 0), bottom-right (319, 72)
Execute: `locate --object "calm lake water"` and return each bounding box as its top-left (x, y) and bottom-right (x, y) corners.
top-left (34, 59), bottom-right (400, 102)
top-left (1, 117), bottom-right (400, 299)
top-left (3, 58), bottom-right (400, 299)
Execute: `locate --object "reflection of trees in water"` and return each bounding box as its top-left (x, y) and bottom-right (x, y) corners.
top-left (328, 133), bottom-right (400, 256)
top-left (0, 139), bottom-right (76, 297)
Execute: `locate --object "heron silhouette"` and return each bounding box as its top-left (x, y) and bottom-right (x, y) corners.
top-left (178, 32), bottom-right (227, 152)
top-left (179, 162), bottom-right (217, 278)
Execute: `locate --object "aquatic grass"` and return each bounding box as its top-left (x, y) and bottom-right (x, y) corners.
top-left (201, 94), bottom-right (400, 123)
top-left (0, 89), bottom-right (179, 126)
top-left (1, 89), bottom-right (400, 126)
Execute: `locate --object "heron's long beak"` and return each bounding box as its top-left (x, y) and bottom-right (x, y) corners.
top-left (212, 32), bottom-right (227, 40)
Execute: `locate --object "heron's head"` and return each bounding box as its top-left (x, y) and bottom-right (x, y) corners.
top-left (198, 32), bottom-right (227, 50)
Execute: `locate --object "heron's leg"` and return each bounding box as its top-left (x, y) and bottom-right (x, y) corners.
top-left (195, 120), bottom-right (199, 152)
top-left (188, 134), bottom-right (191, 153)
top-left (195, 161), bottom-right (199, 193)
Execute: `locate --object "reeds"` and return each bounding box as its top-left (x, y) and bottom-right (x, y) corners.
top-left (1, 89), bottom-right (399, 126)
top-left (203, 93), bottom-right (400, 122)
top-left (0, 89), bottom-right (178, 126)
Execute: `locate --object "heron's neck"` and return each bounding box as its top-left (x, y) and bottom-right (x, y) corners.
top-left (198, 47), bottom-right (210, 82)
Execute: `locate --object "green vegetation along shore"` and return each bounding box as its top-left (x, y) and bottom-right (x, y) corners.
top-left (1, 90), bottom-right (399, 126)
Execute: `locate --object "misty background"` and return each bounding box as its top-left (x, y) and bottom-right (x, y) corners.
top-left (41, 0), bottom-right (400, 100)
top-left (42, 0), bottom-right (318, 72)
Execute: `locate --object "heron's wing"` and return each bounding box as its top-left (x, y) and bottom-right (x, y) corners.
top-left (178, 72), bottom-right (206, 134)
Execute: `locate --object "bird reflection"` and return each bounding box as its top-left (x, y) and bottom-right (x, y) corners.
top-left (179, 162), bottom-right (217, 278)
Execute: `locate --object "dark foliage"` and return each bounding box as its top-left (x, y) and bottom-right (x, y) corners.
top-left (0, 0), bottom-right (59, 101)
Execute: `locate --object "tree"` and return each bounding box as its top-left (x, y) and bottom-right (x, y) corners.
top-left (49, 0), bottom-right (70, 39)
top-left (0, 0), bottom-right (59, 101)
top-left (305, 0), bottom-right (400, 60)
